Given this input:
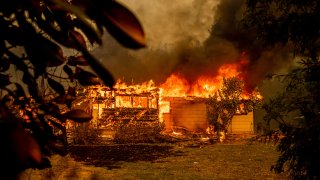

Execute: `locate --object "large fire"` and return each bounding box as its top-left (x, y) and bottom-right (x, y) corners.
top-left (88, 60), bottom-right (262, 103)
top-left (84, 60), bottom-right (262, 128)
top-left (160, 62), bottom-right (253, 98)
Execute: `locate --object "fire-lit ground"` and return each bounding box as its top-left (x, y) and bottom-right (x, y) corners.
top-left (20, 141), bottom-right (287, 179)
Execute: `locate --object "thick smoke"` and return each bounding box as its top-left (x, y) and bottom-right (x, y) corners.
top-left (93, 0), bottom-right (292, 89)
top-left (206, 0), bottom-right (292, 90)
top-left (93, 0), bottom-right (219, 83)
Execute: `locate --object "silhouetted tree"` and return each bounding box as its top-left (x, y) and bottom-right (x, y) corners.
top-left (244, 0), bottom-right (320, 179)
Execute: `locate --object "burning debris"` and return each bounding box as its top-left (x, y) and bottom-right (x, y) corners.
top-left (73, 81), bottom-right (160, 128)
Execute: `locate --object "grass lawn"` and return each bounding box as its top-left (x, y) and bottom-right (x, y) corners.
top-left (19, 141), bottom-right (287, 180)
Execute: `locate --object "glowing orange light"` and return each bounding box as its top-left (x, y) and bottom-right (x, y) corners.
top-left (88, 58), bottom-right (263, 124)
top-left (159, 63), bottom-right (246, 98)
top-left (159, 74), bottom-right (190, 97)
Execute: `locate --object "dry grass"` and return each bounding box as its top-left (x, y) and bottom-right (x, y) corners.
top-left (19, 141), bottom-right (287, 180)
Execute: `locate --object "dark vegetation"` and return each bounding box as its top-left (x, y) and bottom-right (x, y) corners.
top-left (0, 0), bottom-right (145, 178)
top-left (1, 0), bottom-right (320, 179)
top-left (244, 0), bottom-right (320, 179)
top-left (206, 77), bottom-right (261, 140)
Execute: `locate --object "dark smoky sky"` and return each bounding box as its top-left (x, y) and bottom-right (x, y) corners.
top-left (92, 0), bottom-right (295, 89)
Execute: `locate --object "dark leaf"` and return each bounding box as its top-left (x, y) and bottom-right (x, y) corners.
top-left (35, 115), bottom-right (55, 144)
top-left (2, 26), bottom-right (26, 46)
top-left (81, 52), bottom-right (115, 88)
top-left (39, 11), bottom-right (88, 54)
top-left (1, 94), bottom-right (13, 104)
top-left (52, 94), bottom-right (76, 105)
top-left (66, 101), bottom-right (73, 109)
top-left (64, 25), bottom-right (114, 87)
top-left (63, 65), bottom-right (74, 80)
top-left (49, 0), bottom-right (101, 44)
top-left (0, 73), bottom-right (11, 87)
top-left (38, 37), bottom-right (65, 67)
top-left (24, 36), bottom-right (65, 70)
top-left (39, 103), bottom-right (61, 116)
top-left (75, 69), bottom-right (101, 86)
top-left (34, 9), bottom-right (71, 48)
top-left (14, 83), bottom-right (28, 106)
top-left (67, 86), bottom-right (77, 96)
top-left (48, 9), bottom-right (72, 30)
top-left (17, 13), bottom-right (65, 68)
top-left (67, 55), bottom-right (89, 66)
top-left (57, 116), bottom-right (67, 123)
top-left (0, 58), bottom-right (10, 72)
top-left (12, 126), bottom-right (42, 166)
top-left (0, 1), bottom-right (16, 18)
top-left (46, 46), bottom-right (65, 67)
top-left (22, 71), bottom-right (35, 86)
top-left (99, 1), bottom-right (146, 49)
top-left (28, 85), bottom-right (41, 103)
top-left (0, 39), bottom-right (5, 57)
top-left (52, 96), bottom-right (66, 104)
top-left (61, 109), bottom-right (92, 122)
top-left (6, 51), bottom-right (29, 72)
top-left (16, 13), bottom-right (45, 72)
top-left (39, 105), bottom-right (66, 123)
top-left (47, 78), bottom-right (65, 96)
top-left (64, 30), bottom-right (88, 51)
top-left (73, 18), bottom-right (102, 45)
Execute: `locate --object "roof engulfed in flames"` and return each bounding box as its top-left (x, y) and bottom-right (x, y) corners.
top-left (159, 61), bottom-right (261, 99)
top-left (85, 60), bottom-right (262, 125)
top-left (89, 60), bottom-right (262, 100)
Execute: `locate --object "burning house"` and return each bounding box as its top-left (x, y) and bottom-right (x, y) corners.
top-left (70, 61), bottom-right (260, 140)
top-left (161, 97), bottom-right (254, 134)
top-left (88, 81), bottom-right (160, 128)
top-left (79, 84), bottom-right (255, 136)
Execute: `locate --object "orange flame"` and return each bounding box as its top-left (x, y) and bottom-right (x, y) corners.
top-left (160, 63), bottom-right (245, 98)
top-left (88, 60), bottom-right (262, 101)
top-left (87, 59), bottom-right (263, 125)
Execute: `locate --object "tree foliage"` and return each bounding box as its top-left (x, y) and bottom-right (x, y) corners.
top-left (262, 64), bottom-right (320, 179)
top-left (244, 0), bottom-right (320, 179)
top-left (244, 0), bottom-right (320, 57)
top-left (0, 0), bottom-right (145, 177)
top-left (206, 77), bottom-right (261, 141)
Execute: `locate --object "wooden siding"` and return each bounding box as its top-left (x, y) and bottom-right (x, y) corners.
top-left (228, 112), bottom-right (254, 133)
top-left (163, 97), bottom-right (254, 134)
top-left (164, 97), bottom-right (208, 132)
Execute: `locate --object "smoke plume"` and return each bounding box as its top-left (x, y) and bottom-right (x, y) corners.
top-left (93, 0), bottom-right (292, 89)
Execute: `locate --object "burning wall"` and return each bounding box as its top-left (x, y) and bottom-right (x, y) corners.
top-left (161, 97), bottom-right (254, 134)
top-left (85, 83), bottom-right (160, 129)
top-left (83, 71), bottom-right (258, 134)
top-left (162, 97), bottom-right (208, 133)
top-left (77, 55), bottom-right (262, 134)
